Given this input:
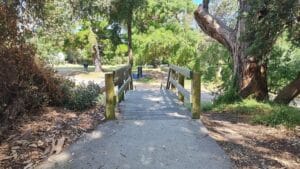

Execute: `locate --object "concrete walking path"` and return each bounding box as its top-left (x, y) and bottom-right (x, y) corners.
top-left (37, 88), bottom-right (231, 169)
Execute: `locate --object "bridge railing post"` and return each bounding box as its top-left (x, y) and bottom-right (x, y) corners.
top-left (171, 69), bottom-right (176, 90)
top-left (105, 72), bottom-right (116, 120)
top-left (129, 66), bottom-right (133, 90)
top-left (178, 74), bottom-right (184, 102)
top-left (191, 72), bottom-right (201, 119)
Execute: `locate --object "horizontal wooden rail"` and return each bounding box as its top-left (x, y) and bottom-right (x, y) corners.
top-left (166, 64), bottom-right (201, 119)
top-left (113, 65), bottom-right (131, 86)
top-left (169, 64), bottom-right (192, 78)
top-left (117, 77), bottom-right (131, 99)
top-left (169, 78), bottom-right (190, 99)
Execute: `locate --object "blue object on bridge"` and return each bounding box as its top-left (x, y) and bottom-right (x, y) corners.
top-left (132, 73), bottom-right (138, 79)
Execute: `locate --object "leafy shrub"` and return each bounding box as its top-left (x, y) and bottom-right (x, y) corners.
top-left (201, 102), bottom-right (213, 112)
top-left (64, 82), bottom-right (101, 111)
top-left (214, 85), bottom-right (241, 104)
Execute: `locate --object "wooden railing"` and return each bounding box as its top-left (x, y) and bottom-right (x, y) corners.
top-left (166, 64), bottom-right (201, 119)
top-left (105, 65), bottom-right (133, 120)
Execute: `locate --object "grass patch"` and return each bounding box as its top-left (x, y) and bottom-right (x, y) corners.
top-left (253, 106), bottom-right (300, 128)
top-left (202, 101), bottom-right (214, 112)
top-left (208, 99), bottom-right (300, 128)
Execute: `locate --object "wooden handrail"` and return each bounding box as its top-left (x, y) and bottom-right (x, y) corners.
top-left (169, 64), bottom-right (192, 78)
top-left (166, 64), bottom-right (201, 119)
top-left (105, 65), bottom-right (133, 120)
top-left (169, 78), bottom-right (190, 99)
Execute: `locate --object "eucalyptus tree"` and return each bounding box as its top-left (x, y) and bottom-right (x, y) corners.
top-left (67, 0), bottom-right (112, 72)
top-left (194, 0), bottom-right (300, 103)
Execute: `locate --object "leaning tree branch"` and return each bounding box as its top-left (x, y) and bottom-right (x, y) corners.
top-left (194, 2), bottom-right (235, 52)
top-left (274, 72), bottom-right (300, 105)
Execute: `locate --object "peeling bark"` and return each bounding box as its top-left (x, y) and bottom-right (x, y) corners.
top-left (194, 0), bottom-right (268, 100)
top-left (93, 43), bottom-right (103, 72)
top-left (194, 4), bottom-right (235, 52)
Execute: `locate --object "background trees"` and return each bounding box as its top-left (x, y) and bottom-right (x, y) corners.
top-left (4, 0), bottom-right (298, 105)
top-left (109, 0), bottom-right (147, 65)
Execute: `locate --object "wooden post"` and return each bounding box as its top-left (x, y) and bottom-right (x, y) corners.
top-left (105, 73), bottom-right (116, 120)
top-left (178, 74), bottom-right (184, 102)
top-left (137, 66), bottom-right (143, 78)
top-left (166, 68), bottom-right (171, 89)
top-left (191, 72), bottom-right (201, 119)
top-left (129, 66), bottom-right (133, 90)
top-left (171, 69), bottom-right (176, 90)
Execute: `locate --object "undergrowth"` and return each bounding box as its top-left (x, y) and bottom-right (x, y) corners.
top-left (63, 82), bottom-right (102, 111)
top-left (0, 5), bottom-right (102, 131)
top-left (202, 99), bottom-right (300, 128)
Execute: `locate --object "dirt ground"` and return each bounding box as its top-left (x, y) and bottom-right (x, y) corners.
top-left (201, 112), bottom-right (300, 169)
top-left (0, 106), bottom-right (105, 169)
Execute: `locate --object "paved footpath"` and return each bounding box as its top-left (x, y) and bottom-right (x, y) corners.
top-left (37, 88), bottom-right (231, 169)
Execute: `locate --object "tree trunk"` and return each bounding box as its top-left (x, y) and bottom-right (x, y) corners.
top-left (93, 43), bottom-right (103, 72)
top-left (127, 11), bottom-right (133, 66)
top-left (194, 0), bottom-right (268, 100)
top-left (274, 73), bottom-right (300, 104)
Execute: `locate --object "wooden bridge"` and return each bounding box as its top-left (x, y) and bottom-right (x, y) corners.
top-left (37, 65), bottom-right (231, 169)
top-left (105, 64), bottom-right (201, 120)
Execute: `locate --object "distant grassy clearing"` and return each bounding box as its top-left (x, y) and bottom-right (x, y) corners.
top-left (54, 64), bottom-right (126, 79)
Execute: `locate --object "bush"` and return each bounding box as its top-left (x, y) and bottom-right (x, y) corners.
top-left (201, 102), bottom-right (213, 112)
top-left (0, 5), bottom-right (73, 126)
top-left (214, 86), bottom-right (241, 104)
top-left (64, 82), bottom-right (101, 111)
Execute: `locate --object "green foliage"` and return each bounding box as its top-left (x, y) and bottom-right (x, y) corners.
top-left (214, 85), bottom-right (241, 104)
top-left (64, 82), bottom-right (101, 111)
top-left (201, 102), bottom-right (213, 112)
top-left (268, 35), bottom-right (300, 93)
top-left (210, 99), bottom-right (300, 128)
top-left (212, 99), bottom-right (273, 114)
top-left (110, 0), bottom-right (147, 23)
top-left (244, 0), bottom-right (298, 57)
top-left (254, 106), bottom-right (300, 128)
top-left (133, 0), bottom-right (202, 67)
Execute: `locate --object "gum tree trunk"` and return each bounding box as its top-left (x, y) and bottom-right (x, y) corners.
top-left (194, 0), bottom-right (268, 100)
top-left (127, 11), bottom-right (133, 66)
top-left (93, 43), bottom-right (103, 72)
top-left (274, 73), bottom-right (300, 104)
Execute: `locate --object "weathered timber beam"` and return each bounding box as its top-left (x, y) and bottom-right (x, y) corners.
top-left (170, 78), bottom-right (190, 99)
top-left (117, 77), bottom-right (131, 99)
top-left (170, 64), bottom-right (192, 78)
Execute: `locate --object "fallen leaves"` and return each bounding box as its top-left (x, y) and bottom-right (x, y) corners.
top-left (202, 112), bottom-right (300, 169)
top-left (0, 105), bottom-right (105, 169)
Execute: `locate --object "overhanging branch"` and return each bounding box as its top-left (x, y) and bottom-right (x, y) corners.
top-left (194, 3), bottom-right (235, 52)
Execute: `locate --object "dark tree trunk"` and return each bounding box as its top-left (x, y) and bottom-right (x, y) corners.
top-left (274, 73), bottom-right (300, 104)
top-left (127, 11), bottom-right (133, 66)
top-left (194, 0), bottom-right (268, 100)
